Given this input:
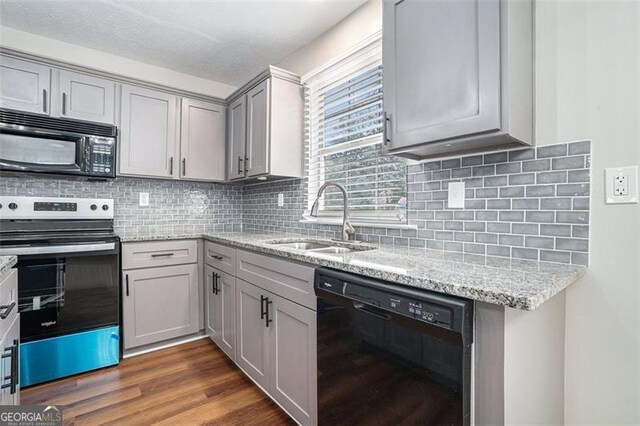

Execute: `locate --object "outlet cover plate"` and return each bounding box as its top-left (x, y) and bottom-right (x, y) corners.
top-left (448, 182), bottom-right (465, 209)
top-left (605, 166), bottom-right (638, 204)
top-left (139, 192), bottom-right (150, 207)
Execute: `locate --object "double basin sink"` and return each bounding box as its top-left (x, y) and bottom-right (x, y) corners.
top-left (267, 239), bottom-right (376, 255)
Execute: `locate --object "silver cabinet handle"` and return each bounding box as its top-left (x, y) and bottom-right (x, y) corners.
top-left (383, 111), bottom-right (391, 146)
top-left (169, 157), bottom-right (174, 175)
top-left (125, 274), bottom-right (130, 297)
top-left (244, 156), bottom-right (249, 173)
top-left (42, 89), bottom-right (47, 113)
top-left (0, 302), bottom-right (15, 320)
top-left (237, 156), bottom-right (243, 175)
top-left (211, 254), bottom-right (223, 260)
top-left (151, 253), bottom-right (174, 258)
top-left (182, 158), bottom-right (186, 176)
top-left (62, 92), bottom-right (67, 115)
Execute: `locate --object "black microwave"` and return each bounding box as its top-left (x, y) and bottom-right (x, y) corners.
top-left (0, 109), bottom-right (117, 179)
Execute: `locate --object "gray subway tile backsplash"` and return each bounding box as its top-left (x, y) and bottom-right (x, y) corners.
top-left (1, 141), bottom-right (590, 265)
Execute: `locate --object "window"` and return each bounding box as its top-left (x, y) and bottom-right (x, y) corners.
top-left (305, 36), bottom-right (407, 223)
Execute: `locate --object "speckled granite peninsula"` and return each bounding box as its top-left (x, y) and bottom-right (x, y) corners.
top-left (119, 232), bottom-right (586, 310)
top-left (0, 256), bottom-right (17, 280)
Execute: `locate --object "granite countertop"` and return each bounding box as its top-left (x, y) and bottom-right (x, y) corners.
top-left (119, 232), bottom-right (586, 310)
top-left (0, 256), bottom-right (17, 280)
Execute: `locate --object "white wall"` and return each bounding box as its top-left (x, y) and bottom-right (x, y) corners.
top-left (277, 0), bottom-right (381, 77)
top-left (536, 1), bottom-right (640, 423)
top-left (0, 25), bottom-right (236, 98)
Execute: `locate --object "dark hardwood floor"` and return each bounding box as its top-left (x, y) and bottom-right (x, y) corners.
top-left (22, 338), bottom-right (294, 425)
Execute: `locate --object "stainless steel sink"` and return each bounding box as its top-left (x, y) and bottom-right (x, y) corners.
top-left (271, 242), bottom-right (332, 250)
top-left (268, 239), bottom-right (376, 254)
top-left (308, 247), bottom-right (354, 254)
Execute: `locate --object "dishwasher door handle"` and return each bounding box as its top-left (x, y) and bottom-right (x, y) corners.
top-left (353, 302), bottom-right (391, 321)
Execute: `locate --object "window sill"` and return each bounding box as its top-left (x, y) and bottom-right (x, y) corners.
top-left (299, 217), bottom-right (417, 231)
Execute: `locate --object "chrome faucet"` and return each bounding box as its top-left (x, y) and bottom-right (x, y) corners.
top-left (310, 181), bottom-right (356, 241)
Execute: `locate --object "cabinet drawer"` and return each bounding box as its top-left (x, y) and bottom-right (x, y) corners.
top-left (122, 240), bottom-right (198, 270)
top-left (236, 250), bottom-right (316, 310)
top-left (0, 270), bottom-right (18, 341)
top-left (204, 241), bottom-right (235, 274)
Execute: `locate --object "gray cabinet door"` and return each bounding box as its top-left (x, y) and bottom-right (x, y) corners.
top-left (235, 278), bottom-right (269, 390)
top-left (58, 70), bottom-right (116, 124)
top-left (0, 56), bottom-right (50, 115)
top-left (245, 79), bottom-right (270, 177)
top-left (215, 268), bottom-right (236, 360)
top-left (268, 292), bottom-right (317, 425)
top-left (383, 0), bottom-right (501, 149)
top-left (122, 264), bottom-right (199, 349)
top-left (0, 314), bottom-right (20, 405)
top-left (180, 98), bottom-right (226, 181)
top-left (119, 85), bottom-right (177, 178)
top-left (205, 265), bottom-right (236, 360)
top-left (227, 95), bottom-right (247, 180)
top-left (205, 264), bottom-right (219, 339)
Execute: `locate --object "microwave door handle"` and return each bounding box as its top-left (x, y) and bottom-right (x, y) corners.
top-left (0, 159), bottom-right (81, 173)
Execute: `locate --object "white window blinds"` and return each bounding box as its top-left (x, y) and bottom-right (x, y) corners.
top-left (305, 37), bottom-right (407, 222)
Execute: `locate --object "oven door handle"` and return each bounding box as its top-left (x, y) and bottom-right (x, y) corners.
top-left (0, 243), bottom-right (116, 256)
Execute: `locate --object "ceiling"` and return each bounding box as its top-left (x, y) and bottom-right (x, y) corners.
top-left (0, 0), bottom-right (367, 86)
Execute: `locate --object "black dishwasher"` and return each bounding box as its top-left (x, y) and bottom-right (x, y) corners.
top-left (315, 268), bottom-right (473, 426)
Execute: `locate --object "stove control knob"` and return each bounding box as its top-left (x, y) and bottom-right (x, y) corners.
top-left (102, 204), bottom-right (109, 211)
top-left (8, 203), bottom-right (17, 210)
top-left (90, 204), bottom-right (98, 211)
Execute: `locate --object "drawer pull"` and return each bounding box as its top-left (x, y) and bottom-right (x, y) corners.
top-left (151, 253), bottom-right (174, 258)
top-left (1, 340), bottom-right (18, 394)
top-left (211, 254), bottom-right (223, 261)
top-left (125, 274), bottom-right (130, 296)
top-left (0, 302), bottom-right (15, 320)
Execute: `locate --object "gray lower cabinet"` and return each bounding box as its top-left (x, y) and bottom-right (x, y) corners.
top-left (0, 315), bottom-right (20, 406)
top-left (383, 0), bottom-right (533, 158)
top-left (268, 291), bottom-right (317, 425)
top-left (122, 264), bottom-right (199, 349)
top-left (205, 265), bottom-right (236, 360)
top-left (235, 278), bottom-right (270, 390)
top-left (235, 277), bottom-right (317, 425)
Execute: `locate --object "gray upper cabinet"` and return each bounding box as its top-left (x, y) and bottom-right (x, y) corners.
top-left (246, 79), bottom-right (270, 177)
top-left (57, 70), bottom-right (116, 124)
top-left (180, 98), bottom-right (226, 181)
top-left (119, 84), bottom-right (178, 178)
top-left (383, 0), bottom-right (533, 158)
top-left (226, 67), bottom-right (303, 182)
top-left (205, 265), bottom-right (236, 360)
top-left (122, 264), bottom-right (199, 349)
top-left (228, 96), bottom-right (247, 180)
top-left (0, 56), bottom-right (50, 115)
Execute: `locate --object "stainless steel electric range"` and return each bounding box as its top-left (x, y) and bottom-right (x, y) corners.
top-left (0, 196), bottom-right (120, 387)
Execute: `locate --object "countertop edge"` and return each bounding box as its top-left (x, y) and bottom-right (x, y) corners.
top-left (0, 256), bottom-right (17, 280)
top-left (119, 233), bottom-right (587, 311)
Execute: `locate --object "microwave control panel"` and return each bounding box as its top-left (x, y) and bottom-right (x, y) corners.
top-left (88, 139), bottom-right (115, 176)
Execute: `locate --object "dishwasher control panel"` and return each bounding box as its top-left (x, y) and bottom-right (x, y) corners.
top-left (316, 271), bottom-right (455, 329)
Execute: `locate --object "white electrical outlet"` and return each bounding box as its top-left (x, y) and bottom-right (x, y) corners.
top-left (277, 193), bottom-right (284, 207)
top-left (448, 182), bottom-right (465, 209)
top-left (605, 166), bottom-right (638, 204)
top-left (139, 192), bottom-right (150, 207)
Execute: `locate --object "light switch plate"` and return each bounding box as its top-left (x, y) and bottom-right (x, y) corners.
top-left (448, 182), bottom-right (465, 209)
top-left (139, 192), bottom-right (150, 207)
top-left (605, 166), bottom-right (638, 204)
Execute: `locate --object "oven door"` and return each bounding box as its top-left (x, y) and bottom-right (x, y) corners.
top-left (0, 125), bottom-right (88, 176)
top-left (15, 242), bottom-right (120, 342)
